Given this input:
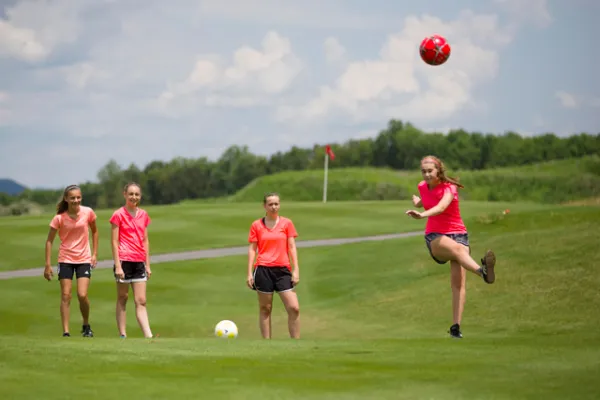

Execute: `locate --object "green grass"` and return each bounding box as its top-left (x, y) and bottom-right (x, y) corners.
top-left (228, 155), bottom-right (600, 203)
top-left (0, 205), bottom-right (599, 398)
top-left (0, 200), bottom-right (550, 271)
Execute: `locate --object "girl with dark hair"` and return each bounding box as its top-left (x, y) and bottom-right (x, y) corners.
top-left (247, 192), bottom-right (300, 339)
top-left (44, 184), bottom-right (98, 337)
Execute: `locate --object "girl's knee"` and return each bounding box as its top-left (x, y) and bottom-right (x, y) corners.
top-left (61, 293), bottom-right (72, 303)
top-left (134, 296), bottom-right (147, 307)
top-left (452, 244), bottom-right (470, 258)
top-left (287, 303), bottom-right (300, 316)
top-left (450, 278), bottom-right (464, 291)
top-left (117, 293), bottom-right (128, 305)
top-left (282, 294), bottom-right (300, 315)
top-left (259, 303), bottom-right (272, 315)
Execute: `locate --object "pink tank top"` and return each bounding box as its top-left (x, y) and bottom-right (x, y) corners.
top-left (109, 207), bottom-right (151, 262)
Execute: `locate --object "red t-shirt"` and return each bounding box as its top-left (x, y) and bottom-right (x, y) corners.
top-left (418, 180), bottom-right (467, 234)
top-left (248, 217), bottom-right (298, 270)
top-left (109, 207), bottom-right (151, 262)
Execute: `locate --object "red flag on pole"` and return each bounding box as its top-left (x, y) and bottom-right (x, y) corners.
top-left (323, 145), bottom-right (334, 203)
top-left (325, 144), bottom-right (335, 160)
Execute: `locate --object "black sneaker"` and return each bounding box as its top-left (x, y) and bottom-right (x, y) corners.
top-left (62, 332), bottom-right (71, 337)
top-left (480, 250), bottom-right (496, 284)
top-left (448, 324), bottom-right (463, 339)
top-left (81, 325), bottom-right (94, 337)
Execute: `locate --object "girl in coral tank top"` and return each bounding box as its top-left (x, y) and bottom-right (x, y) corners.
top-left (44, 184), bottom-right (98, 338)
top-left (247, 192), bottom-right (300, 339)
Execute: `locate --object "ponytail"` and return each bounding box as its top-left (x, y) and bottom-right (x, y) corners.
top-left (56, 199), bottom-right (69, 214)
top-left (443, 175), bottom-right (464, 189)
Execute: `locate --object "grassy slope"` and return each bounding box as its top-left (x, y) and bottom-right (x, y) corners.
top-left (227, 155), bottom-right (600, 203)
top-left (0, 205), bottom-right (599, 399)
top-left (0, 200), bottom-right (551, 271)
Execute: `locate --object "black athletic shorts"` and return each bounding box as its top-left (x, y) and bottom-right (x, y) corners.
top-left (113, 261), bottom-right (147, 283)
top-left (425, 232), bottom-right (470, 264)
top-left (58, 263), bottom-right (92, 280)
top-left (252, 266), bottom-right (294, 294)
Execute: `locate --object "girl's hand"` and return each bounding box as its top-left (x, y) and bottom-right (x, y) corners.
top-left (405, 210), bottom-right (424, 219)
top-left (115, 266), bottom-right (125, 280)
top-left (44, 266), bottom-right (53, 281)
top-left (412, 195), bottom-right (421, 207)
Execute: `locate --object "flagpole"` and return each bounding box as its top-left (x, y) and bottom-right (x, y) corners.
top-left (323, 151), bottom-right (328, 203)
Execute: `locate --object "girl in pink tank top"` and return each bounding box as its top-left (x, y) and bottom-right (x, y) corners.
top-left (110, 182), bottom-right (154, 339)
top-left (405, 155), bottom-right (497, 339)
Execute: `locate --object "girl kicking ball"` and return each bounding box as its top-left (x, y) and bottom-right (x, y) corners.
top-left (405, 155), bottom-right (496, 339)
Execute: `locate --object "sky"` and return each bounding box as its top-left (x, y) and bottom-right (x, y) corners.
top-left (0, 0), bottom-right (598, 189)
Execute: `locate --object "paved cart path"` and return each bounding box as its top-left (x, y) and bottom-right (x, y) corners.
top-left (0, 231), bottom-right (422, 280)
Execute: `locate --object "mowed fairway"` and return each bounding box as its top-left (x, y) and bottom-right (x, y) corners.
top-left (0, 200), bottom-right (550, 271)
top-left (0, 205), bottom-right (599, 399)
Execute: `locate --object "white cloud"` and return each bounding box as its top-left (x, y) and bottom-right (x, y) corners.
top-left (0, 0), bottom-right (82, 62)
top-left (555, 91), bottom-right (578, 108)
top-left (158, 31), bottom-right (302, 114)
top-left (62, 63), bottom-right (110, 90)
top-left (277, 10), bottom-right (509, 125)
top-left (555, 91), bottom-right (600, 109)
top-left (494, 0), bottom-right (552, 28)
top-left (33, 62), bottom-right (111, 90)
top-left (0, 21), bottom-right (46, 62)
top-left (323, 37), bottom-right (346, 64)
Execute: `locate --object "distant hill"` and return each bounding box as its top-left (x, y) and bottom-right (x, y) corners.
top-left (0, 179), bottom-right (27, 195)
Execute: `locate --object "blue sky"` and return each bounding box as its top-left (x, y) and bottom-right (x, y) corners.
top-left (0, 0), bottom-right (598, 189)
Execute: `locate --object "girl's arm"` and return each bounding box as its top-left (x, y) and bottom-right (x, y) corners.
top-left (419, 190), bottom-right (454, 218)
top-left (44, 228), bottom-right (57, 280)
top-left (247, 242), bottom-right (257, 289)
top-left (89, 220), bottom-right (99, 267)
top-left (144, 228), bottom-right (151, 278)
top-left (111, 224), bottom-right (123, 278)
top-left (288, 237), bottom-right (299, 285)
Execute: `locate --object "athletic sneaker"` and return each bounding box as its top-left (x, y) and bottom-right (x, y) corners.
top-left (448, 324), bottom-right (463, 339)
top-left (480, 250), bottom-right (496, 284)
top-left (81, 324), bottom-right (94, 337)
top-left (120, 335), bottom-right (126, 339)
top-left (62, 332), bottom-right (71, 337)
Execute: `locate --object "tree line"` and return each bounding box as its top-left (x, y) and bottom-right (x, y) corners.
top-left (3, 120), bottom-right (599, 210)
